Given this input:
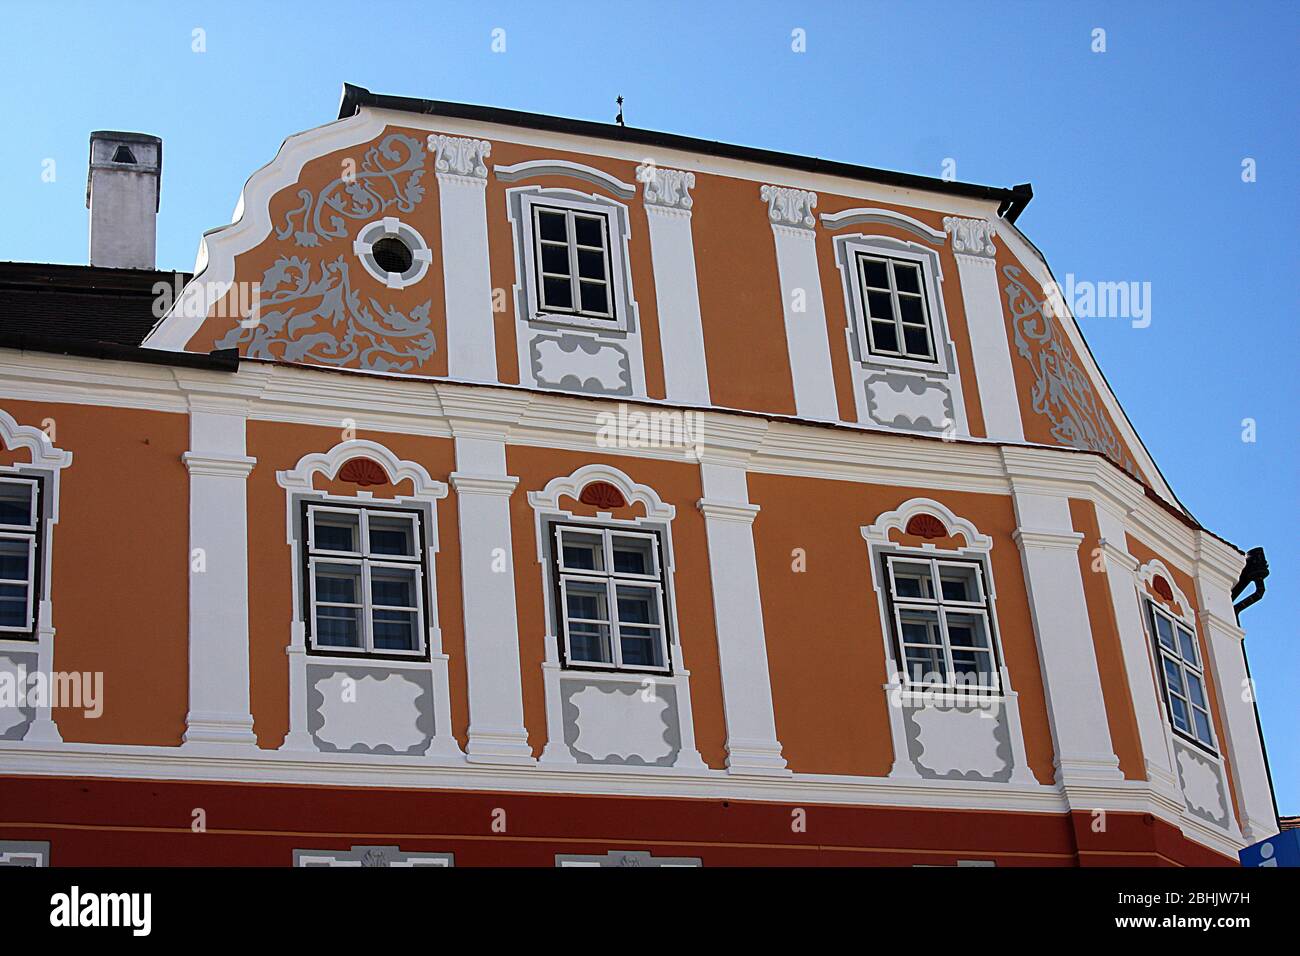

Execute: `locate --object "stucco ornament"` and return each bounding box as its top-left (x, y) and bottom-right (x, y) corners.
top-left (760, 184), bottom-right (817, 228)
top-left (276, 133), bottom-right (428, 247)
top-left (216, 255), bottom-right (436, 371)
top-left (314, 671), bottom-right (425, 753)
top-left (570, 685), bottom-right (672, 762)
top-left (1001, 264), bottom-right (1137, 476)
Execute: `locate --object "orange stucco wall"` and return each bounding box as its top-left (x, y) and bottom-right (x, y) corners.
top-left (0, 399), bottom-right (189, 745)
top-left (747, 474), bottom-right (1056, 782)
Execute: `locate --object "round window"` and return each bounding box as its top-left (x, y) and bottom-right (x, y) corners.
top-left (353, 218), bottom-right (432, 289)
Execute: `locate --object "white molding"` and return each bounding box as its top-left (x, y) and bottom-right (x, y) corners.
top-left (527, 462), bottom-right (705, 770)
top-left (429, 134), bottom-right (491, 179)
top-left (437, 140), bottom-right (499, 383)
top-left (821, 207), bottom-right (947, 244)
top-left (276, 439), bottom-right (456, 757)
top-left (942, 216), bottom-right (997, 258)
top-left (494, 159), bottom-right (636, 198)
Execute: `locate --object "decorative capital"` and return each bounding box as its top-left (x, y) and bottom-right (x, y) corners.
top-left (638, 166), bottom-right (695, 210)
top-left (182, 451), bottom-right (257, 479)
top-left (760, 184), bottom-right (817, 229)
top-left (942, 216), bottom-right (997, 257)
top-left (428, 134), bottom-right (492, 179)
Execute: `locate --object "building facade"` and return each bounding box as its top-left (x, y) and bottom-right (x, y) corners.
top-left (0, 86), bottom-right (1277, 866)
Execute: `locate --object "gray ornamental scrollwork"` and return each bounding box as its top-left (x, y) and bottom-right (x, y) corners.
top-left (276, 133), bottom-right (428, 247)
top-left (1001, 264), bottom-right (1137, 476)
top-left (216, 255), bottom-right (436, 372)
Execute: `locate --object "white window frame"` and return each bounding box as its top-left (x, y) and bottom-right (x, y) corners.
top-left (305, 503), bottom-right (426, 657)
top-left (0, 476), bottom-right (40, 636)
top-left (514, 190), bottom-right (635, 333)
top-left (553, 524), bottom-right (671, 674)
top-left (884, 554), bottom-right (1000, 693)
top-left (856, 252), bottom-right (937, 362)
top-left (531, 205), bottom-right (615, 321)
top-left (1147, 600), bottom-right (1218, 753)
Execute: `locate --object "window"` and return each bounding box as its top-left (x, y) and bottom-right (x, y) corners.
top-left (883, 555), bottom-right (998, 691)
top-left (551, 524), bottom-right (670, 672)
top-left (1148, 602), bottom-right (1216, 750)
top-left (304, 503), bottom-right (426, 657)
top-left (857, 253), bottom-right (936, 361)
top-left (0, 476), bottom-right (39, 635)
top-left (532, 205), bottom-right (614, 320)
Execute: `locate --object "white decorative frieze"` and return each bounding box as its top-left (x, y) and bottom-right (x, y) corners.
top-left (760, 184), bottom-right (817, 229)
top-left (428, 134), bottom-right (491, 179)
top-left (638, 165), bottom-right (695, 210)
top-left (942, 216), bottom-right (997, 258)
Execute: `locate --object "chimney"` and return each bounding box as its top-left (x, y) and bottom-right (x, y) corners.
top-left (86, 131), bottom-right (161, 269)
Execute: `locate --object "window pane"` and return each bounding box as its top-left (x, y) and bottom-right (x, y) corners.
top-left (1163, 658), bottom-right (1185, 695)
top-left (616, 585), bottom-right (660, 627)
top-left (316, 607), bottom-right (361, 647)
top-left (566, 579), bottom-right (609, 621)
top-left (1192, 708), bottom-right (1213, 745)
top-left (315, 563), bottom-right (361, 604)
top-left (903, 645), bottom-right (944, 685)
top-left (1169, 694), bottom-right (1191, 733)
top-left (898, 294), bottom-right (926, 325)
top-left (938, 565), bottom-right (980, 603)
top-left (869, 321), bottom-right (898, 353)
top-left (369, 515), bottom-right (416, 557)
top-left (314, 513), bottom-right (359, 552)
top-left (579, 280), bottom-right (609, 316)
top-left (543, 276), bottom-right (573, 310)
top-left (902, 325), bottom-right (931, 358)
top-left (0, 596), bottom-right (27, 628)
top-left (568, 622), bottom-right (612, 664)
top-left (860, 257), bottom-right (889, 289)
top-left (373, 609), bottom-right (417, 651)
top-left (951, 649), bottom-right (996, 687)
top-left (573, 214), bottom-right (604, 248)
top-left (560, 530), bottom-right (605, 572)
top-left (619, 626), bottom-right (663, 668)
top-left (867, 290), bottom-right (895, 321)
top-left (537, 210), bottom-right (567, 242)
top-left (1185, 672), bottom-right (1206, 709)
top-left (0, 538), bottom-right (30, 581)
top-left (540, 242), bottom-right (570, 275)
top-left (894, 263), bottom-right (921, 294)
top-left (0, 483), bottom-right (33, 527)
top-left (577, 248), bottom-right (606, 281)
top-left (945, 612), bottom-right (990, 649)
top-left (899, 608), bottom-right (942, 645)
top-left (891, 561), bottom-right (935, 600)
top-left (372, 566), bottom-right (417, 608)
top-left (1176, 627), bottom-right (1198, 665)
top-left (611, 535), bottom-right (655, 576)
top-left (1154, 613), bottom-right (1175, 650)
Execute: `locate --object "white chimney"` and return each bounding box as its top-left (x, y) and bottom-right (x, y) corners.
top-left (86, 131), bottom-right (161, 269)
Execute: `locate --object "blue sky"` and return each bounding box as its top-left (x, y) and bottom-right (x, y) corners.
top-left (2, 1), bottom-right (1296, 814)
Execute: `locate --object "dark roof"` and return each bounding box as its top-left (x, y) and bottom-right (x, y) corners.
top-left (0, 261), bottom-right (187, 347)
top-left (1280, 816), bottom-right (1299, 832)
top-left (0, 261), bottom-right (238, 370)
top-left (338, 84), bottom-right (1035, 222)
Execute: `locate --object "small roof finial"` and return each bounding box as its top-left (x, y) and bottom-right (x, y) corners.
top-left (615, 95), bottom-right (625, 127)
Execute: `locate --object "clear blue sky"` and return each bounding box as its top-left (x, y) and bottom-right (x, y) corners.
top-left (2, 1), bottom-right (1295, 814)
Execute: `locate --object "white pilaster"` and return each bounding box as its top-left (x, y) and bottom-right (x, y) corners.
top-left (943, 217), bottom-right (1024, 441)
top-left (1095, 502), bottom-right (1180, 798)
top-left (431, 135), bottom-right (497, 383)
top-left (182, 406), bottom-right (258, 750)
top-left (639, 166), bottom-right (711, 405)
top-left (450, 431), bottom-right (534, 764)
top-left (1004, 457), bottom-right (1122, 788)
top-left (759, 185), bottom-right (839, 421)
top-left (696, 432), bottom-right (789, 776)
top-left (1195, 536), bottom-right (1278, 842)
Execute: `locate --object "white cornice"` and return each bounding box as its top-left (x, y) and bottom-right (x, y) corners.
top-left (182, 451), bottom-right (257, 479)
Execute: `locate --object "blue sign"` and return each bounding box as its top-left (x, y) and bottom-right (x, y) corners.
top-left (1240, 828), bottom-right (1300, 867)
